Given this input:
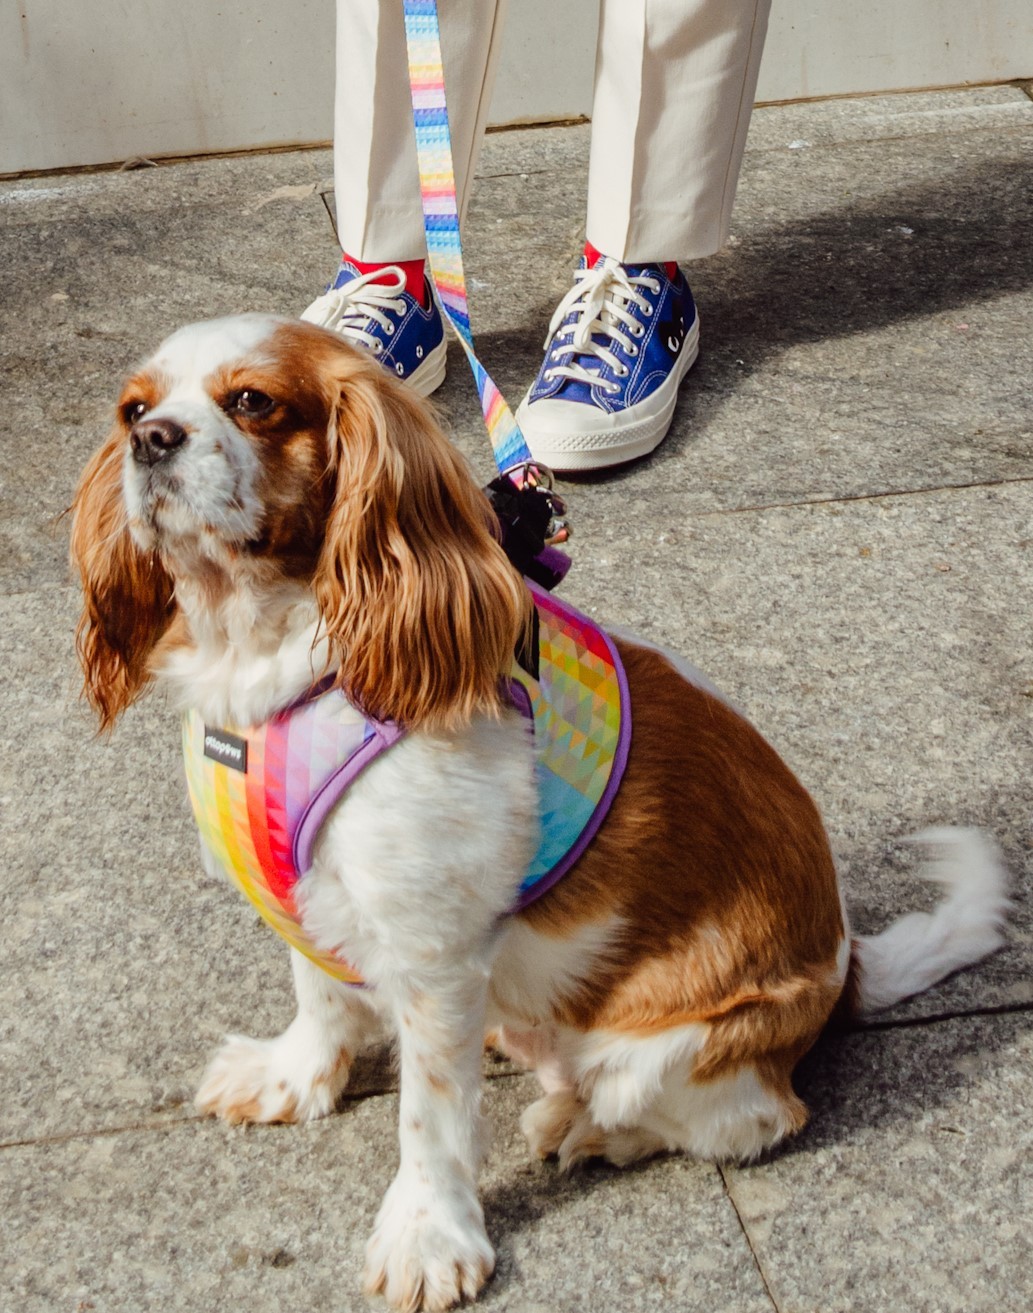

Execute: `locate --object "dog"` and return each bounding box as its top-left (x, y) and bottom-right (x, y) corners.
top-left (71, 314), bottom-right (1009, 1312)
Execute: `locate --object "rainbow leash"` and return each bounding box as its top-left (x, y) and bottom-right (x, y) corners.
top-left (402, 0), bottom-right (568, 563)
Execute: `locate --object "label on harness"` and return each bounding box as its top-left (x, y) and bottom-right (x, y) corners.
top-left (203, 726), bottom-right (248, 773)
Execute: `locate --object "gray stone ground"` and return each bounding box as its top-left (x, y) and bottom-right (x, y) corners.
top-left (2, 86), bottom-right (1032, 1312)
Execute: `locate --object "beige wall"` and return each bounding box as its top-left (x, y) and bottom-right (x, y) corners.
top-left (0, 0), bottom-right (335, 174)
top-left (757, 1), bottom-right (1032, 103)
top-left (2, 0), bottom-right (1031, 175)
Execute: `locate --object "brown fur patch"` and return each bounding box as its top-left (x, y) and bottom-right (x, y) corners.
top-left (518, 641), bottom-right (845, 1088)
top-left (219, 1091), bottom-right (299, 1126)
top-left (117, 369), bottom-right (172, 421)
top-left (426, 1071), bottom-right (450, 1096)
top-left (274, 320), bottom-right (532, 733)
top-left (205, 355), bottom-right (338, 578)
top-left (70, 425), bottom-right (176, 729)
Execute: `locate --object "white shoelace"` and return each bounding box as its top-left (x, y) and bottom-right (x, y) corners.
top-left (542, 258), bottom-right (661, 394)
top-left (300, 266), bottom-right (408, 354)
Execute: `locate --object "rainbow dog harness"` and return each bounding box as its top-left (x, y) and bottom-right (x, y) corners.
top-left (182, 585), bottom-right (631, 984)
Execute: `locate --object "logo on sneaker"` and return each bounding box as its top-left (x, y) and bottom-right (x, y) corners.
top-left (659, 310), bottom-right (686, 357)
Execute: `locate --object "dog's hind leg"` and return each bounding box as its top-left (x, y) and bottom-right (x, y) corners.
top-left (521, 1016), bottom-right (812, 1170)
top-left (521, 1088), bottom-right (670, 1169)
top-left (195, 947), bottom-right (380, 1124)
top-left (618, 1056), bottom-right (807, 1163)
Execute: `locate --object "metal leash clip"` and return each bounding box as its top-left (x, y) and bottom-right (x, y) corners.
top-left (504, 461), bottom-right (570, 546)
top-left (486, 462), bottom-right (571, 590)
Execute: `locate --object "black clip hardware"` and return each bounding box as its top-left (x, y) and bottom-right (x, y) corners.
top-left (485, 462), bottom-right (571, 591)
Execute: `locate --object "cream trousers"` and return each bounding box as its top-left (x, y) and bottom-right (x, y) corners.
top-left (334, 0), bottom-right (770, 264)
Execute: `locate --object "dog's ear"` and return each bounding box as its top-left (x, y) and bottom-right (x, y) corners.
top-left (70, 428), bottom-right (175, 730)
top-left (314, 357), bottom-right (530, 732)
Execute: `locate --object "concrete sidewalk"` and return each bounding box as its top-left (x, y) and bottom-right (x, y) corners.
top-left (2, 86), bottom-right (1031, 1312)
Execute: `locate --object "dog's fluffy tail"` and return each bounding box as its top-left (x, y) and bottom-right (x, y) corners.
top-left (847, 827), bottom-right (1010, 1017)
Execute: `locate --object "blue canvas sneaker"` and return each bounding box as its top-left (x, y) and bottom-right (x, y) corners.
top-left (516, 253), bottom-right (700, 471)
top-left (301, 261), bottom-right (447, 397)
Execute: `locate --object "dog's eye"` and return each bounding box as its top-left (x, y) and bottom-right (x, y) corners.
top-left (229, 389), bottom-right (275, 418)
top-left (123, 401), bottom-right (148, 425)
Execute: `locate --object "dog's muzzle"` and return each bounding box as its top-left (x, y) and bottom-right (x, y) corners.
top-left (130, 418), bottom-right (188, 467)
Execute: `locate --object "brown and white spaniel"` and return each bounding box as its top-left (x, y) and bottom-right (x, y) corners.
top-left (70, 314), bottom-right (1008, 1312)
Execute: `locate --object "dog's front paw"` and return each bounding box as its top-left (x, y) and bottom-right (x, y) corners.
top-left (364, 1173), bottom-right (494, 1312)
top-left (195, 1026), bottom-right (350, 1125)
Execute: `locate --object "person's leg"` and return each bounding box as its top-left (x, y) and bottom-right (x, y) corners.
top-left (303, 0), bottom-right (508, 394)
top-left (518, 0), bottom-right (771, 469)
top-left (333, 0), bottom-right (508, 264)
top-left (587, 0), bottom-right (770, 263)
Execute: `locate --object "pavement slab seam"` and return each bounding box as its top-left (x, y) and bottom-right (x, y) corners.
top-left (748, 117), bottom-right (1033, 155)
top-left (718, 1163), bottom-right (783, 1313)
top-left (0, 1063), bottom-right (534, 1153)
top-left (848, 999), bottom-right (1033, 1034)
top-left (0, 1113), bottom-right (196, 1154)
top-left (691, 472), bottom-right (1033, 518)
top-left (719, 1012), bottom-right (1033, 1313)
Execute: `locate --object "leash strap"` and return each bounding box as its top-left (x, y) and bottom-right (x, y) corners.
top-left (401, 0), bottom-right (570, 577)
top-left (401, 0), bottom-right (546, 484)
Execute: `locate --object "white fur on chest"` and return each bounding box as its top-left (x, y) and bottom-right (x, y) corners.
top-left (295, 712), bottom-right (540, 996)
top-left (159, 588), bottom-right (329, 727)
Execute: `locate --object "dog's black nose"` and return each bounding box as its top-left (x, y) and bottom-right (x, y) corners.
top-left (130, 417), bottom-right (188, 466)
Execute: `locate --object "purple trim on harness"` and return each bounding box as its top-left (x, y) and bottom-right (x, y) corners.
top-left (511, 583), bottom-right (632, 912)
top-left (292, 720), bottom-right (405, 875)
top-left (534, 545), bottom-right (572, 585)
top-left (502, 676), bottom-right (534, 724)
top-left (286, 587), bottom-right (629, 918)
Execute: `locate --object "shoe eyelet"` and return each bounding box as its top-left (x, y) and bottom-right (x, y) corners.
top-left (416, 345), bottom-right (424, 360)
top-left (395, 363), bottom-right (405, 376)
top-left (643, 305), bottom-right (654, 317)
top-left (544, 369), bottom-right (555, 381)
top-left (373, 342), bottom-right (384, 355)
top-left (617, 365), bottom-right (629, 377)
top-left (632, 323), bottom-right (645, 338)
top-left (385, 324), bottom-right (395, 336)
top-left (628, 344), bottom-right (638, 358)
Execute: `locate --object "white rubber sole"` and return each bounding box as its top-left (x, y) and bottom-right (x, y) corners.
top-left (404, 338), bottom-right (448, 397)
top-left (516, 315), bottom-right (701, 472)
